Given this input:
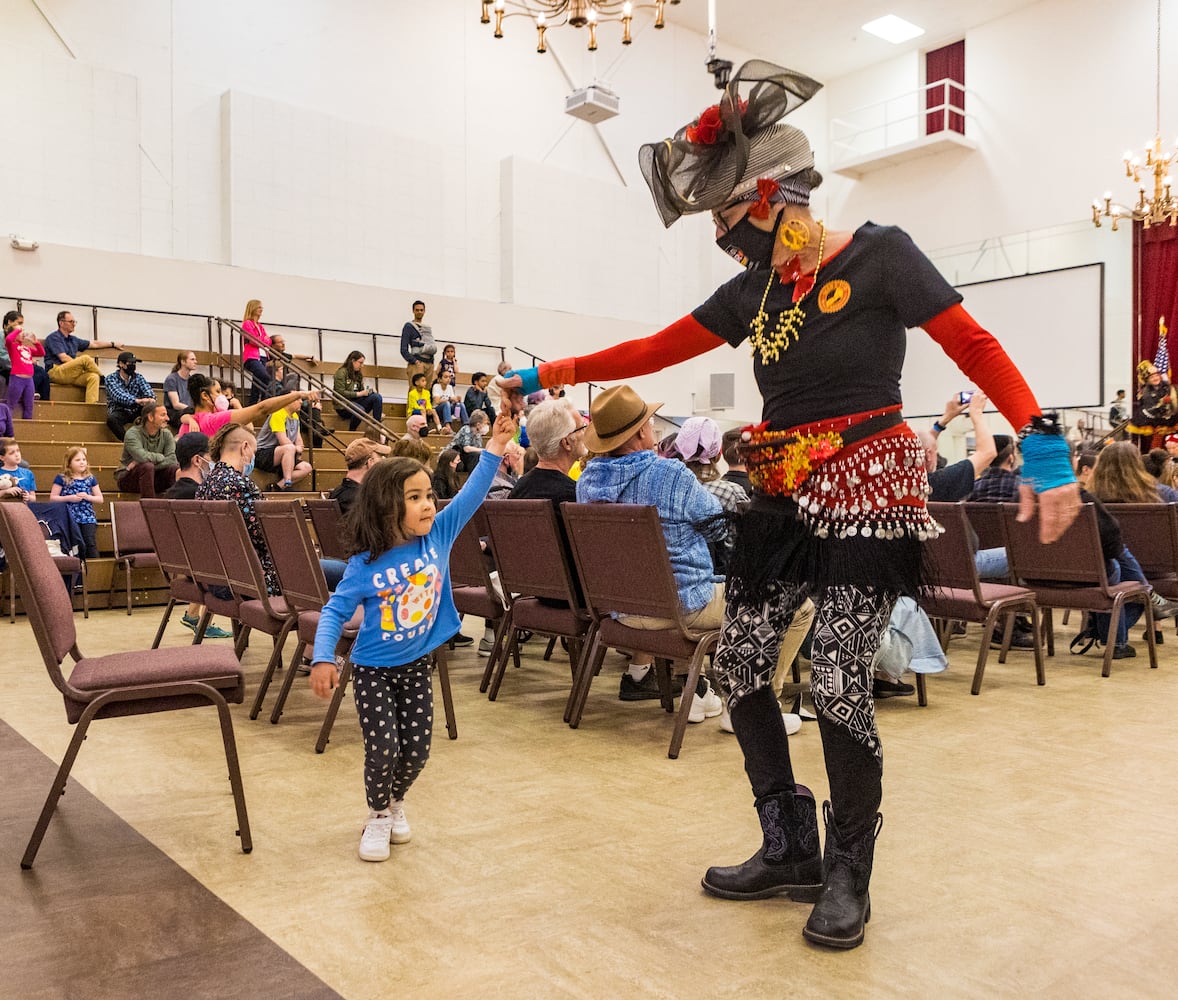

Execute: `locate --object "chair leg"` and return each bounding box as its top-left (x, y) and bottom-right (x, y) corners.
top-left (1101, 599), bottom-right (1123, 678)
top-left (80, 566), bottom-right (89, 619)
top-left (249, 620), bottom-right (296, 720)
top-left (152, 599), bottom-right (178, 649)
top-left (478, 612), bottom-right (513, 694)
top-left (233, 623), bottom-right (251, 659)
top-left (1142, 596), bottom-right (1158, 670)
top-left (194, 608), bottom-right (215, 644)
top-left (667, 645), bottom-right (711, 760)
top-left (125, 561), bottom-right (133, 615)
top-left (1044, 609), bottom-right (1055, 657)
top-left (563, 624), bottom-right (597, 724)
top-left (568, 632), bottom-right (608, 729)
top-left (21, 711), bottom-right (96, 869)
top-left (543, 635), bottom-right (557, 661)
top-left (997, 612), bottom-right (1015, 664)
top-left (488, 628), bottom-right (522, 702)
top-left (269, 640), bottom-right (307, 725)
top-left (971, 607), bottom-right (1002, 696)
top-left (211, 690), bottom-right (252, 854)
top-left (915, 673), bottom-right (928, 706)
top-left (433, 647), bottom-right (458, 740)
top-left (316, 659), bottom-right (353, 753)
top-left (1030, 605), bottom-right (1046, 686)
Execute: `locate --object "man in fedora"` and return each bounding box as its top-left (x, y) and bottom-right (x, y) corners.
top-left (575, 384), bottom-right (725, 718)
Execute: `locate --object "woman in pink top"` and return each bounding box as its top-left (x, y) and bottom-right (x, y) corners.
top-left (4, 313), bottom-right (45, 419)
top-left (179, 372), bottom-right (318, 439)
top-left (241, 298), bottom-right (273, 405)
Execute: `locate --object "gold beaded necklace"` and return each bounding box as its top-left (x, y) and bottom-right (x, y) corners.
top-left (748, 221), bottom-right (826, 366)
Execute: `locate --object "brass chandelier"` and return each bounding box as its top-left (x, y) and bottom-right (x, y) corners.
top-left (1092, 0), bottom-right (1177, 229)
top-left (479, 0), bottom-right (680, 53)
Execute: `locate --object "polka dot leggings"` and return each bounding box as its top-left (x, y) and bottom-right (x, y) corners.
top-left (352, 658), bottom-right (434, 810)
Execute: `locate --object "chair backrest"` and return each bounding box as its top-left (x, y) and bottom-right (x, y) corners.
top-left (561, 503), bottom-right (685, 625)
top-left (257, 502), bottom-right (331, 613)
top-left (1108, 502), bottom-right (1177, 579)
top-left (110, 501), bottom-right (155, 559)
top-left (139, 499), bottom-right (191, 581)
top-left (925, 501), bottom-right (984, 598)
top-left (449, 503), bottom-right (496, 591)
top-left (965, 502), bottom-right (1007, 551)
top-left (1001, 502), bottom-right (1110, 589)
top-left (482, 499), bottom-right (582, 608)
top-left (305, 498), bottom-right (349, 560)
top-left (170, 500), bottom-right (234, 596)
top-left (0, 503), bottom-right (76, 685)
top-left (201, 500), bottom-right (271, 603)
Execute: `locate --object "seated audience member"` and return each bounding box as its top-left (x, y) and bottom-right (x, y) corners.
top-left (163, 351), bottom-right (198, 430)
top-left (116, 402), bottom-right (178, 498)
top-left (452, 409), bottom-right (489, 473)
top-left (255, 401), bottom-right (312, 492)
top-left (1093, 440), bottom-right (1178, 504)
top-left (432, 369), bottom-right (468, 428)
top-left (402, 413), bottom-right (428, 441)
top-left (921, 391), bottom-right (997, 501)
top-left (486, 360), bottom-right (512, 415)
top-left (50, 446), bottom-right (102, 558)
top-left (0, 399), bottom-right (14, 438)
top-left (333, 351), bottom-right (383, 431)
top-left (432, 448), bottom-right (463, 501)
top-left (574, 385), bottom-right (725, 721)
top-left (196, 423), bottom-right (279, 596)
top-left (508, 398), bottom-right (584, 503)
top-left (408, 371), bottom-right (446, 435)
top-left (0, 437), bottom-right (36, 500)
top-left (329, 438), bottom-right (390, 516)
top-left (104, 352), bottom-right (157, 440)
top-left (968, 435), bottom-right (1020, 502)
top-left (44, 310), bottom-right (119, 404)
top-left (390, 436), bottom-right (432, 465)
top-left (1143, 448), bottom-right (1178, 496)
top-left (5, 315), bottom-right (45, 421)
top-left (1075, 450), bottom-right (1098, 489)
top-left (721, 427), bottom-right (751, 494)
top-left (180, 373), bottom-right (317, 440)
top-left (487, 440), bottom-right (524, 499)
top-left (463, 372), bottom-right (497, 426)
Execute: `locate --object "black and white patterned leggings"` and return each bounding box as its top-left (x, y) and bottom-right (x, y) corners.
top-left (714, 580), bottom-right (893, 834)
top-left (352, 659), bottom-right (434, 810)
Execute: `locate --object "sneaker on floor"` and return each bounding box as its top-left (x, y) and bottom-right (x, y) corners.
top-left (1150, 591), bottom-right (1178, 620)
top-left (181, 613), bottom-right (200, 632)
top-left (872, 677), bottom-right (915, 699)
top-left (388, 800), bottom-right (411, 844)
top-left (478, 637), bottom-right (496, 657)
top-left (719, 703), bottom-right (802, 735)
top-left (359, 812), bottom-right (393, 862)
top-left (619, 668), bottom-right (663, 701)
top-left (798, 706), bottom-right (817, 721)
top-left (990, 627), bottom-right (1035, 650)
top-left (202, 622), bottom-right (233, 639)
top-left (449, 632), bottom-right (475, 647)
top-left (686, 680), bottom-right (724, 723)
top-left (1112, 642), bottom-right (1137, 659)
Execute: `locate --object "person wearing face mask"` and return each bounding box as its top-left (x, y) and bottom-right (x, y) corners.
top-left (499, 60), bottom-right (1081, 951)
top-left (196, 422), bottom-right (280, 596)
top-left (104, 351), bottom-right (157, 440)
top-left (178, 372), bottom-right (318, 440)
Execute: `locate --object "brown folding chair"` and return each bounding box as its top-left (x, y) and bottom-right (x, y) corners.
top-left (169, 500), bottom-right (246, 650)
top-left (305, 498), bottom-right (349, 560)
top-left (923, 501), bottom-right (1045, 695)
top-left (0, 502), bottom-right (250, 868)
top-left (109, 500), bottom-right (160, 614)
top-left (449, 504), bottom-right (512, 680)
top-left (3, 519), bottom-right (90, 622)
top-left (481, 499), bottom-right (593, 704)
top-left (561, 503), bottom-right (719, 760)
top-left (1001, 502), bottom-right (1157, 677)
top-left (140, 499), bottom-right (208, 648)
top-left (1110, 502), bottom-right (1178, 624)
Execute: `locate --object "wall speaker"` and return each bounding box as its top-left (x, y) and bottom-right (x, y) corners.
top-left (710, 372), bottom-right (735, 410)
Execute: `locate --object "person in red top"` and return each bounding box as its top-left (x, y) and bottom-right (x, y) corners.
top-left (5, 316), bottom-right (45, 420)
top-left (502, 60), bottom-right (1080, 951)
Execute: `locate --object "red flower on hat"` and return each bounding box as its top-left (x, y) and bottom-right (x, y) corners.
top-left (685, 98), bottom-right (749, 145)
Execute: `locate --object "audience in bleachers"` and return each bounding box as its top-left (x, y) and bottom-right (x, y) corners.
top-left (104, 352), bottom-right (157, 440)
top-left (487, 440), bottom-right (524, 499)
top-left (2, 311), bottom-right (50, 403)
top-left (333, 351), bottom-right (384, 431)
top-left (390, 437), bottom-right (432, 466)
top-left (463, 372), bottom-right (497, 426)
top-left (116, 402), bottom-right (178, 498)
top-left (1091, 440), bottom-right (1178, 504)
top-left (163, 351), bottom-right (198, 430)
top-left (507, 398), bottom-right (583, 504)
top-left (0, 438), bottom-right (36, 500)
top-left (44, 310), bottom-right (119, 404)
top-left (255, 401), bottom-right (312, 492)
top-left (437, 343), bottom-right (458, 384)
top-left (400, 298), bottom-right (436, 383)
top-left (5, 313), bottom-right (45, 420)
top-left (431, 448), bottom-right (463, 502)
top-left (407, 371), bottom-right (447, 435)
top-left (402, 413), bottom-right (428, 440)
top-left (452, 409), bottom-right (489, 473)
top-left (180, 372), bottom-right (316, 440)
top-left (431, 369), bottom-right (467, 429)
top-left (1143, 448), bottom-right (1178, 492)
top-left (49, 446), bottom-right (102, 558)
top-left (241, 299), bottom-right (274, 405)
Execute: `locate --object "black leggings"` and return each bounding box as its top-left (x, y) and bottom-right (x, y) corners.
top-left (714, 580), bottom-right (892, 837)
top-left (352, 659), bottom-right (434, 809)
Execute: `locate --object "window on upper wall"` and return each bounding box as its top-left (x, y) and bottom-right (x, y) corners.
top-left (925, 40), bottom-right (965, 136)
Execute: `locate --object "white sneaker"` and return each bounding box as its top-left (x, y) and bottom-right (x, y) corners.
top-left (686, 680), bottom-right (724, 724)
top-left (359, 812), bottom-right (393, 862)
top-left (478, 637), bottom-right (495, 657)
top-left (719, 704), bottom-right (802, 736)
top-left (388, 800), bottom-right (411, 844)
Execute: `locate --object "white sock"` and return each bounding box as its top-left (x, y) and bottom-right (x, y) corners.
top-left (628, 662), bottom-right (652, 680)
top-left (483, 625), bottom-right (495, 641)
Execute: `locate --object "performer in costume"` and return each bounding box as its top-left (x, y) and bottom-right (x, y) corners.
top-left (501, 60), bottom-right (1079, 950)
top-left (1128, 349), bottom-right (1178, 448)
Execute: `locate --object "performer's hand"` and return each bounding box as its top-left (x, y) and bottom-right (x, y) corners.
top-left (493, 373), bottom-right (526, 416)
top-left (310, 662), bottom-right (338, 699)
top-left (1017, 481), bottom-right (1081, 543)
top-left (486, 411), bottom-right (519, 455)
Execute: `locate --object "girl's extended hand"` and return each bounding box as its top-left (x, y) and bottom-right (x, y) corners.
top-left (486, 411), bottom-right (519, 456)
top-left (310, 661), bottom-right (339, 699)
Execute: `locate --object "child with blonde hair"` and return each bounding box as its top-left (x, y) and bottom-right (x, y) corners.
top-left (50, 446), bottom-right (103, 557)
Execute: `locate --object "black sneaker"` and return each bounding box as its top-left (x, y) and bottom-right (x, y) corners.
top-left (872, 677), bottom-right (915, 699)
top-left (1112, 643), bottom-right (1137, 659)
top-left (990, 627), bottom-right (1035, 650)
top-left (449, 633), bottom-right (475, 647)
top-left (619, 668), bottom-right (683, 701)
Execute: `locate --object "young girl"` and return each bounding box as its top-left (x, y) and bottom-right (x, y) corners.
top-left (4, 312), bottom-right (45, 419)
top-left (51, 446), bottom-right (102, 558)
top-left (431, 369), bottom-right (468, 429)
top-left (311, 411), bottom-right (516, 862)
top-left (437, 344), bottom-right (458, 383)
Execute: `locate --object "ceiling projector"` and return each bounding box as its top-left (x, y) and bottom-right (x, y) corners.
top-left (565, 83), bottom-right (620, 123)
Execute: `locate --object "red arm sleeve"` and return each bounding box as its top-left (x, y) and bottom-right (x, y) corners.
top-left (921, 303), bottom-right (1040, 431)
top-left (536, 314), bottom-right (725, 389)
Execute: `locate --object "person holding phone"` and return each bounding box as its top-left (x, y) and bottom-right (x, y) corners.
top-left (921, 390), bottom-right (997, 502)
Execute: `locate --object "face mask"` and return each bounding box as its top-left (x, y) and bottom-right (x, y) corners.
top-left (123, 362), bottom-right (137, 375)
top-left (242, 458), bottom-right (255, 477)
top-left (715, 214), bottom-right (779, 270)
top-left (214, 394), bottom-right (230, 412)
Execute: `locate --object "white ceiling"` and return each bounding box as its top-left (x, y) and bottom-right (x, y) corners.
top-left (669, 0), bottom-right (1044, 80)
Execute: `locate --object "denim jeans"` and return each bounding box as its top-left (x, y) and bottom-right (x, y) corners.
top-left (1090, 546), bottom-right (1145, 645)
top-left (975, 546), bottom-right (1009, 580)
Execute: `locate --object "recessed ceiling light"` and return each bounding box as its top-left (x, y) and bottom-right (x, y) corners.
top-left (862, 14), bottom-right (925, 44)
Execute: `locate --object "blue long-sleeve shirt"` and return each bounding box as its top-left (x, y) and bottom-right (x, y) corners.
top-left (312, 449), bottom-right (502, 668)
top-left (104, 370), bottom-right (154, 411)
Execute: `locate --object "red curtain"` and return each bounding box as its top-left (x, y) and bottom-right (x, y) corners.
top-left (1132, 222), bottom-right (1178, 380)
top-left (926, 41), bottom-right (965, 135)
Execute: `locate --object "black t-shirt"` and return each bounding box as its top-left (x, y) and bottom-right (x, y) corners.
top-left (508, 467), bottom-right (577, 503)
top-left (162, 476), bottom-right (200, 500)
top-left (328, 477), bottom-right (361, 516)
top-left (692, 223), bottom-right (962, 430)
top-left (928, 459), bottom-right (977, 502)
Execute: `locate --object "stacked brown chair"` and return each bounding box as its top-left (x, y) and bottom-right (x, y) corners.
top-left (140, 498), bottom-right (210, 648)
top-left (922, 501), bottom-right (1045, 695)
top-left (169, 500), bottom-right (246, 651)
top-left (1001, 502), bottom-right (1157, 677)
top-left (449, 504), bottom-right (512, 680)
top-left (4, 520), bottom-right (90, 622)
top-left (305, 498), bottom-right (349, 560)
top-left (561, 502), bottom-right (719, 760)
top-left (0, 502), bottom-right (251, 868)
top-left (109, 500), bottom-right (161, 614)
top-left (1109, 502), bottom-right (1178, 615)
top-left (481, 499), bottom-right (593, 704)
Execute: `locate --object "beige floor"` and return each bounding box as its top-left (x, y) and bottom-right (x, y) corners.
top-left (4, 607), bottom-right (1178, 999)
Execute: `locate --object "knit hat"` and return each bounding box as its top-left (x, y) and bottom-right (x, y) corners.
top-left (671, 416), bottom-right (722, 465)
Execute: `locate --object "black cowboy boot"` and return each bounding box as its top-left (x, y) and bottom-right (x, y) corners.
top-left (701, 784), bottom-right (823, 902)
top-left (802, 801), bottom-right (883, 949)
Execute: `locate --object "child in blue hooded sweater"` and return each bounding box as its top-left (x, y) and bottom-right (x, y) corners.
top-left (311, 411), bottom-right (516, 862)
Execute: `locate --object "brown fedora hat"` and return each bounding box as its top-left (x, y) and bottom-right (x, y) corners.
top-left (584, 385), bottom-right (663, 454)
